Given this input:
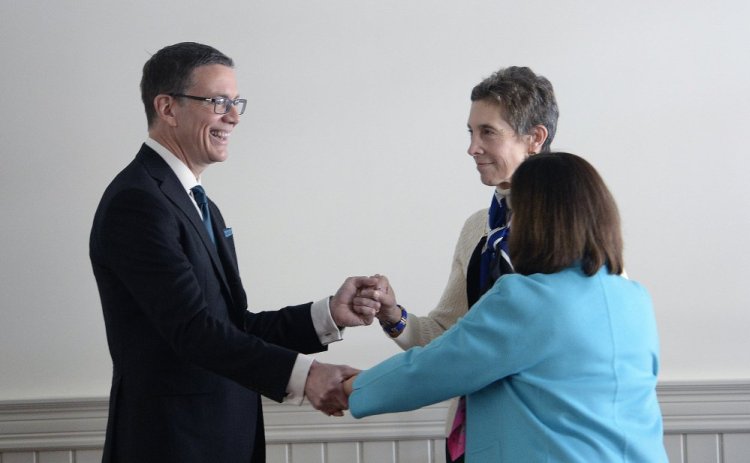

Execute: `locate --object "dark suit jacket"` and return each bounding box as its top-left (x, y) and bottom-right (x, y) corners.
top-left (90, 145), bottom-right (326, 462)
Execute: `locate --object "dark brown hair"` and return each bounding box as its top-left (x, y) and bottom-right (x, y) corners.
top-left (509, 152), bottom-right (623, 276)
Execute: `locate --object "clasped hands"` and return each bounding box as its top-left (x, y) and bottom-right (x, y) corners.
top-left (303, 274), bottom-right (398, 417)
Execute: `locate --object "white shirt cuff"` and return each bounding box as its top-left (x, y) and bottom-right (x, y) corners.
top-left (311, 297), bottom-right (343, 344)
top-left (284, 354), bottom-right (314, 404)
top-left (283, 297), bottom-right (343, 403)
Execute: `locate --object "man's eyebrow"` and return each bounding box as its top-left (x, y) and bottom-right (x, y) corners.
top-left (210, 92), bottom-right (241, 98)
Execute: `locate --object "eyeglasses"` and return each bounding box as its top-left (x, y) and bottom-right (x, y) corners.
top-left (170, 93), bottom-right (247, 115)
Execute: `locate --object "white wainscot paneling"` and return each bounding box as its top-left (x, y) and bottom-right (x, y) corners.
top-left (1, 381), bottom-right (749, 463)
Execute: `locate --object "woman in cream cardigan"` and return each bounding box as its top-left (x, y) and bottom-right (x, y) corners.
top-left (375, 66), bottom-right (558, 349)
top-left (347, 152), bottom-right (667, 462)
top-left (367, 66), bottom-right (559, 462)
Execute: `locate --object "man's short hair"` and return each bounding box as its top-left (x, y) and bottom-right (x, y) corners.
top-left (140, 42), bottom-right (233, 127)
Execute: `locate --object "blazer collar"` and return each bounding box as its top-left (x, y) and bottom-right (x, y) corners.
top-left (135, 144), bottom-right (234, 299)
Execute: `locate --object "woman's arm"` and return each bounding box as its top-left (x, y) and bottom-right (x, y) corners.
top-left (388, 209), bottom-right (486, 348)
top-left (349, 274), bottom-right (550, 418)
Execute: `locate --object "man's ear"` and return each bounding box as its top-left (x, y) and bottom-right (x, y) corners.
top-left (527, 124), bottom-right (549, 154)
top-left (153, 94), bottom-right (178, 127)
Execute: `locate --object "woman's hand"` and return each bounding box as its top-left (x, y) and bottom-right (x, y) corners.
top-left (355, 274), bottom-right (401, 324)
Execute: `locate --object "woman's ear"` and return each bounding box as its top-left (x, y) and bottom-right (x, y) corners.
top-left (528, 124), bottom-right (549, 154)
top-left (153, 94), bottom-right (179, 127)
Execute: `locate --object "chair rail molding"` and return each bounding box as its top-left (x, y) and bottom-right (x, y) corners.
top-left (657, 379), bottom-right (750, 433)
top-left (1, 380), bottom-right (749, 452)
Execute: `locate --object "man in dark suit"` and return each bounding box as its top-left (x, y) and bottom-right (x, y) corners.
top-left (89, 42), bottom-right (381, 462)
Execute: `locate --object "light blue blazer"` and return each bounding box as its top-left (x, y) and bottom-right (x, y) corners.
top-left (349, 265), bottom-right (667, 462)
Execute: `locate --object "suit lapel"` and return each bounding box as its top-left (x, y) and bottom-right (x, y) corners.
top-left (207, 200), bottom-right (247, 312)
top-left (136, 146), bottom-right (235, 303)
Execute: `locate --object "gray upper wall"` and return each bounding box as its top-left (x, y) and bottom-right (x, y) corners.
top-left (0, 0), bottom-right (748, 400)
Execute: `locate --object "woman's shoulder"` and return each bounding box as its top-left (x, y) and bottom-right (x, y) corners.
top-left (464, 208), bottom-right (488, 225)
top-left (459, 208), bottom-right (487, 238)
top-left (451, 208), bottom-right (488, 257)
top-left (501, 266), bottom-right (650, 302)
top-left (492, 266), bottom-right (594, 297)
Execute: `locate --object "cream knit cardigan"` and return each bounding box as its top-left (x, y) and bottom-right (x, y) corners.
top-left (392, 208), bottom-right (487, 350)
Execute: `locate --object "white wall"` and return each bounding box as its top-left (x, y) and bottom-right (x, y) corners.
top-left (0, 0), bottom-right (748, 400)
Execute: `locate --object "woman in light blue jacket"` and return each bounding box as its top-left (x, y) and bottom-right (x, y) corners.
top-left (346, 152), bottom-right (667, 462)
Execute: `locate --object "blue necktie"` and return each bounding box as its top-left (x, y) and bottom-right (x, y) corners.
top-left (191, 185), bottom-right (216, 245)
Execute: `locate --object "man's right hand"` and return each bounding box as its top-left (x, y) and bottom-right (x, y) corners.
top-left (304, 360), bottom-right (360, 417)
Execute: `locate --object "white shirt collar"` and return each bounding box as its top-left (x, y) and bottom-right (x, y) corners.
top-left (145, 137), bottom-right (202, 192)
top-left (495, 186), bottom-right (511, 211)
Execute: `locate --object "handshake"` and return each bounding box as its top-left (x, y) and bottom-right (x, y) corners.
top-left (303, 361), bottom-right (359, 417)
top-left (302, 274), bottom-right (399, 417)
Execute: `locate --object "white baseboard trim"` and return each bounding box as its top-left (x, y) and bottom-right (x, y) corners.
top-left (1, 380), bottom-right (748, 451)
top-left (263, 401), bottom-right (449, 444)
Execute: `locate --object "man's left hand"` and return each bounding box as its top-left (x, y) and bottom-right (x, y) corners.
top-left (330, 276), bottom-right (383, 327)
